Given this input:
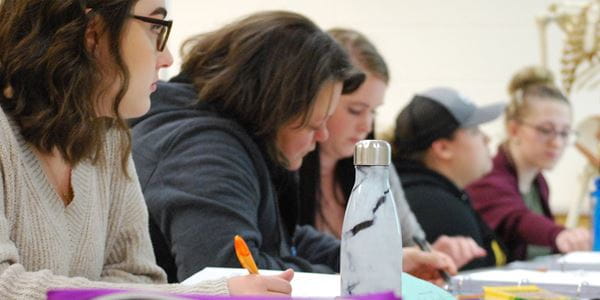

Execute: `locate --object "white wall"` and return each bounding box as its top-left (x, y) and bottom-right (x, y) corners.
top-left (164, 0), bottom-right (600, 214)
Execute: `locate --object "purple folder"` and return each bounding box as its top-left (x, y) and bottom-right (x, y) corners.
top-left (47, 289), bottom-right (400, 300)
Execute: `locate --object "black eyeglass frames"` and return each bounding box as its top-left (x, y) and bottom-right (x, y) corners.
top-left (131, 15), bottom-right (172, 52)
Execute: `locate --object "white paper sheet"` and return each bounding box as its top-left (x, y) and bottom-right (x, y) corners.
top-left (181, 267), bottom-right (340, 297)
top-left (558, 251), bottom-right (600, 265)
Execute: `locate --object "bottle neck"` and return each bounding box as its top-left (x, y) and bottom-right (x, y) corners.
top-left (354, 165), bottom-right (390, 190)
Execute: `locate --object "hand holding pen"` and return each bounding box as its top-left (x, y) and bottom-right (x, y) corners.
top-left (412, 236), bottom-right (452, 283)
top-left (227, 235), bottom-right (294, 295)
top-left (403, 236), bottom-right (457, 289)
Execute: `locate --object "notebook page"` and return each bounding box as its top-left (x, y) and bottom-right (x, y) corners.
top-left (181, 267), bottom-right (340, 297)
top-left (183, 267), bottom-right (453, 299)
top-left (558, 251), bottom-right (600, 265)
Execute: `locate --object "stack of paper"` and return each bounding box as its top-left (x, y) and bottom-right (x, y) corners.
top-left (182, 267), bottom-right (453, 300)
top-left (556, 251), bottom-right (600, 271)
top-left (451, 269), bottom-right (600, 298)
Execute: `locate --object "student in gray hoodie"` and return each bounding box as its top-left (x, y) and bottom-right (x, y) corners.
top-left (131, 11), bottom-right (456, 284)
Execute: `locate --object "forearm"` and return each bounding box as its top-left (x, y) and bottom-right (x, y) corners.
top-left (0, 264), bottom-right (229, 299)
top-left (512, 212), bottom-right (563, 247)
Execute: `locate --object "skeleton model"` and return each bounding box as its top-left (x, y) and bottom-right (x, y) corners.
top-left (537, 0), bottom-right (600, 93)
top-left (567, 116), bottom-right (600, 228)
top-left (538, 1), bottom-right (600, 228)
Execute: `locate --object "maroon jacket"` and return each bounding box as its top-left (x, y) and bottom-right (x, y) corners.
top-left (466, 146), bottom-right (563, 262)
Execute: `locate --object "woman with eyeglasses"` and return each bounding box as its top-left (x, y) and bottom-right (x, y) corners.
top-left (467, 65), bottom-right (592, 262)
top-left (0, 0), bottom-right (291, 298)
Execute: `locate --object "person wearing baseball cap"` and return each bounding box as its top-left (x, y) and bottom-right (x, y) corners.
top-left (392, 87), bottom-right (508, 271)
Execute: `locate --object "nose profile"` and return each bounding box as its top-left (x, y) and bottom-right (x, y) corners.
top-left (158, 45), bottom-right (174, 69)
top-left (358, 114), bottom-right (373, 134)
top-left (315, 125), bottom-right (329, 142)
top-left (548, 132), bottom-right (565, 149)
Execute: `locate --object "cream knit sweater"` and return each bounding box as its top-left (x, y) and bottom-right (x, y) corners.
top-left (0, 107), bottom-right (229, 299)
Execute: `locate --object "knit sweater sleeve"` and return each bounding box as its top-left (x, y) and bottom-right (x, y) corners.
top-left (97, 132), bottom-right (231, 294)
top-left (100, 143), bottom-right (167, 284)
top-left (0, 190), bottom-right (228, 299)
top-left (0, 265), bottom-right (229, 299)
top-left (0, 130), bottom-right (229, 299)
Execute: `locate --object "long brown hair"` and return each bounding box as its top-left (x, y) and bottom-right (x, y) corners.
top-left (179, 11), bottom-right (358, 167)
top-left (0, 0), bottom-right (137, 174)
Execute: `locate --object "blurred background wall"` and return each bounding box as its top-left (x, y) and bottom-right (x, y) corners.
top-left (163, 0), bottom-right (600, 216)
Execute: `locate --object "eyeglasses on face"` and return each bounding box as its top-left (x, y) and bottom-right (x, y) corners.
top-left (131, 15), bottom-right (172, 52)
top-left (519, 121), bottom-right (578, 144)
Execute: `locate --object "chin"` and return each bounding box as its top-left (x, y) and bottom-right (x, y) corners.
top-left (120, 98), bottom-right (151, 119)
top-left (342, 148), bottom-right (354, 159)
top-left (539, 160), bottom-right (559, 170)
top-left (287, 159), bottom-right (303, 171)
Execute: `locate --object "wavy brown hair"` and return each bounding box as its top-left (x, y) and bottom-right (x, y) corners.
top-left (0, 0), bottom-right (137, 175)
top-left (179, 11), bottom-right (360, 167)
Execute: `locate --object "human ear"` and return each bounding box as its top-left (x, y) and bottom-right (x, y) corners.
top-left (506, 120), bottom-right (520, 138)
top-left (84, 14), bottom-right (103, 55)
top-left (430, 139), bottom-right (454, 160)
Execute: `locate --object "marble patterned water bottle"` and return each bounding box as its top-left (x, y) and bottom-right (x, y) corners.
top-left (340, 140), bottom-right (403, 297)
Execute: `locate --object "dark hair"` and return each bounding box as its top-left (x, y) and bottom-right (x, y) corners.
top-left (179, 11), bottom-right (357, 167)
top-left (298, 28), bottom-right (388, 229)
top-left (298, 134), bottom-right (372, 228)
top-left (392, 97), bottom-right (459, 162)
top-left (505, 65), bottom-right (570, 126)
top-left (0, 0), bottom-right (137, 174)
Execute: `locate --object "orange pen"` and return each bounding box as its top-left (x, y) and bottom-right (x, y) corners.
top-left (234, 235), bottom-right (259, 274)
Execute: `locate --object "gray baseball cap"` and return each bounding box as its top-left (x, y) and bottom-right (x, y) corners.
top-left (417, 87), bottom-right (505, 128)
top-left (394, 87), bottom-right (506, 154)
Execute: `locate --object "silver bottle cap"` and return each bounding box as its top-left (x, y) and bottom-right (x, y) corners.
top-left (353, 140), bottom-right (391, 166)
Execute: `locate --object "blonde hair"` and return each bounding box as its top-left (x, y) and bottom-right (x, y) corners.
top-left (505, 65), bottom-right (569, 124)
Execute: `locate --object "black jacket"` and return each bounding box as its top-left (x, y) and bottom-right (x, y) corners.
top-left (395, 158), bottom-right (505, 270)
top-left (130, 80), bottom-right (340, 283)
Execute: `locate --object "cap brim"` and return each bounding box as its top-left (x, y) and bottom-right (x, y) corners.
top-left (461, 102), bottom-right (506, 127)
